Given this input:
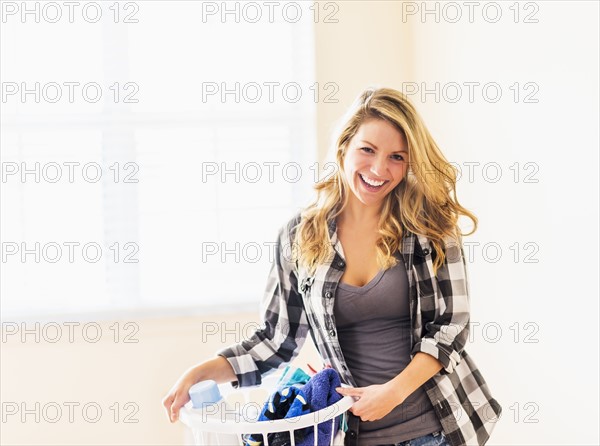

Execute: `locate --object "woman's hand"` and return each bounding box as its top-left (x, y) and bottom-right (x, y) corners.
top-left (335, 383), bottom-right (402, 422)
top-left (162, 356), bottom-right (237, 423)
top-left (162, 366), bottom-right (202, 423)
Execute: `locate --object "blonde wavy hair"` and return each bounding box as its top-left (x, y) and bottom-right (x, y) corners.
top-left (292, 87), bottom-right (477, 277)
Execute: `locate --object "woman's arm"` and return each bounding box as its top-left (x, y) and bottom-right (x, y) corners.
top-left (410, 234), bottom-right (471, 375)
top-left (389, 352), bottom-right (443, 402)
top-left (216, 218), bottom-right (310, 387)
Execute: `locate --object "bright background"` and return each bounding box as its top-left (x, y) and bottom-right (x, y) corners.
top-left (1, 1), bottom-right (598, 444)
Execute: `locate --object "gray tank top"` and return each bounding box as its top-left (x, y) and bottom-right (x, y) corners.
top-left (334, 252), bottom-right (443, 445)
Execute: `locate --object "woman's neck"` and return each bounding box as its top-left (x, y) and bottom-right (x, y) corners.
top-left (338, 198), bottom-right (382, 228)
top-left (337, 209), bottom-right (380, 230)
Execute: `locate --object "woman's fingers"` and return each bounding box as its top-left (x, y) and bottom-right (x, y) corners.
top-left (163, 370), bottom-right (200, 423)
top-left (161, 392), bottom-right (176, 422)
top-left (162, 388), bottom-right (189, 423)
top-left (170, 392), bottom-right (191, 423)
top-left (170, 396), bottom-right (180, 423)
top-left (335, 386), bottom-right (363, 397)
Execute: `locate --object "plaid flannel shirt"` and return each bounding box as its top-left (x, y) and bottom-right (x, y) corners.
top-left (217, 211), bottom-right (502, 446)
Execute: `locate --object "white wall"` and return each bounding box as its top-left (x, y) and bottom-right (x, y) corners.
top-left (403, 3), bottom-right (598, 445)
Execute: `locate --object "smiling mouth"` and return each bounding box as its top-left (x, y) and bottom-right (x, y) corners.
top-left (359, 173), bottom-right (389, 190)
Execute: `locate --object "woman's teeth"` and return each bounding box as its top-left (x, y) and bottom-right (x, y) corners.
top-left (359, 173), bottom-right (387, 188)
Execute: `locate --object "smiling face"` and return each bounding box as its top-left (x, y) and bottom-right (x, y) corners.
top-left (341, 118), bottom-right (410, 211)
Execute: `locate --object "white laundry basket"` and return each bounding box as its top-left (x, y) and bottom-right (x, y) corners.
top-left (179, 373), bottom-right (354, 446)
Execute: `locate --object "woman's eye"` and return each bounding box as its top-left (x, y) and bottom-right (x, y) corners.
top-left (360, 147), bottom-right (374, 153)
top-left (392, 154), bottom-right (405, 161)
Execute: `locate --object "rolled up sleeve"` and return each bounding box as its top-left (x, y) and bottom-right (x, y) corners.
top-left (216, 219), bottom-right (309, 387)
top-left (411, 235), bottom-right (470, 375)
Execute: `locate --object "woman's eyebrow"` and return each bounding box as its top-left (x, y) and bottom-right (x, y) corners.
top-left (361, 140), bottom-right (408, 154)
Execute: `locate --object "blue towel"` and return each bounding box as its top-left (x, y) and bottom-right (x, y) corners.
top-left (300, 368), bottom-right (344, 446)
top-left (243, 368), bottom-right (344, 446)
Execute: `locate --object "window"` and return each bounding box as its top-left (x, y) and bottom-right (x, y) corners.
top-left (1, 2), bottom-right (317, 318)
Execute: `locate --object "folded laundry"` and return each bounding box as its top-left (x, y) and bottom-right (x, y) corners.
top-left (243, 368), bottom-right (344, 446)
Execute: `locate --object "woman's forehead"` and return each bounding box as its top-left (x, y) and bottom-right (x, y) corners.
top-left (353, 119), bottom-right (408, 151)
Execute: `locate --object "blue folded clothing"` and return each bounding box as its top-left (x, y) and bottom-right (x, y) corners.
top-left (301, 368), bottom-right (343, 446)
top-left (276, 365), bottom-right (311, 389)
top-left (243, 368), bottom-right (344, 446)
top-left (244, 385), bottom-right (310, 446)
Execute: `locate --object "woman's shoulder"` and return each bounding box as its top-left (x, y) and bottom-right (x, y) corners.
top-left (276, 210), bottom-right (303, 242)
top-left (284, 209), bottom-right (303, 230)
top-left (413, 227), bottom-right (463, 257)
top-left (417, 225), bottom-right (463, 244)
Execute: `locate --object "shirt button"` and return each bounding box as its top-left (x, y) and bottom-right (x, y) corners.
top-left (325, 291), bottom-right (332, 298)
top-left (348, 431), bottom-right (357, 438)
top-left (337, 260), bottom-right (345, 268)
top-left (423, 248), bottom-right (430, 255)
top-left (329, 330), bottom-right (336, 337)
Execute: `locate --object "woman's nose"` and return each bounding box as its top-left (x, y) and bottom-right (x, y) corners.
top-left (370, 156), bottom-right (387, 177)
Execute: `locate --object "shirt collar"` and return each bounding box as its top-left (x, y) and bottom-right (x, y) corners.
top-left (327, 216), bottom-right (337, 245)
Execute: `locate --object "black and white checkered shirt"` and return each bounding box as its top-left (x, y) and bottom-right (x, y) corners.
top-left (218, 211), bottom-right (502, 446)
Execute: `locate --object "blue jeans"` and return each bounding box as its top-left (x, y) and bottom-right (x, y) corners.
top-left (378, 430), bottom-right (449, 446)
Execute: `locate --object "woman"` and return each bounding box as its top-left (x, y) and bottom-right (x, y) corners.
top-left (162, 87), bottom-right (502, 446)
